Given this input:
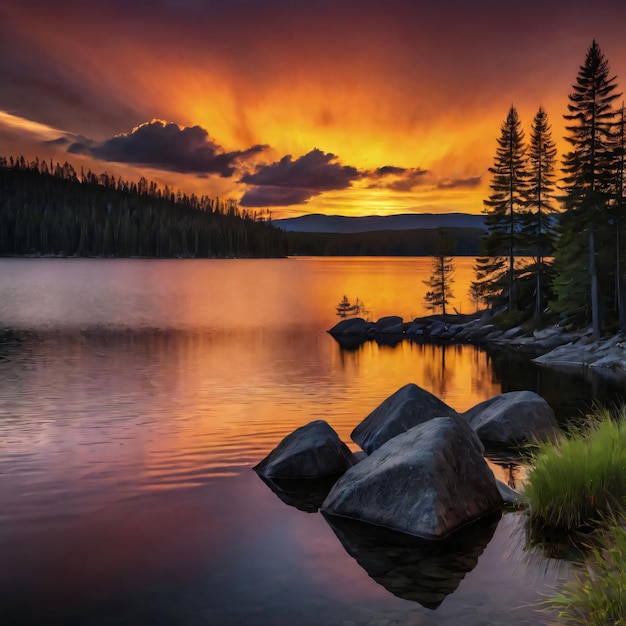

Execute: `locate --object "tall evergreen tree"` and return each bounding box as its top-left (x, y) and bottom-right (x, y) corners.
top-left (521, 106), bottom-right (558, 320)
top-left (474, 106), bottom-right (529, 311)
top-left (554, 40), bottom-right (621, 336)
top-left (613, 103), bottom-right (626, 329)
top-left (423, 228), bottom-right (455, 315)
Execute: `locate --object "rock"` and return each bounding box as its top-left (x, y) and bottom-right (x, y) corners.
top-left (463, 391), bottom-right (558, 445)
top-left (501, 325), bottom-right (524, 339)
top-left (533, 325), bottom-right (561, 340)
top-left (405, 321), bottom-right (425, 335)
top-left (322, 416), bottom-right (503, 539)
top-left (328, 317), bottom-right (372, 336)
top-left (373, 316), bottom-right (404, 334)
top-left (495, 480), bottom-right (521, 505)
top-left (351, 383), bottom-right (459, 454)
top-left (428, 321), bottom-right (448, 337)
top-left (465, 323), bottom-right (495, 341)
top-left (253, 420), bottom-right (357, 479)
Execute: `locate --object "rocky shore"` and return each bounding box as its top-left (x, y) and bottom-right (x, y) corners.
top-left (328, 312), bottom-right (626, 376)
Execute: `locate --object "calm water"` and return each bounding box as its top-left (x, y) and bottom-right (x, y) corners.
top-left (0, 257), bottom-right (622, 625)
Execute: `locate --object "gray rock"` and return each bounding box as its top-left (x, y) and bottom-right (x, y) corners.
top-left (351, 383), bottom-right (459, 454)
top-left (254, 420), bottom-right (357, 479)
top-left (501, 325), bottom-right (524, 339)
top-left (465, 323), bottom-right (495, 340)
top-left (328, 317), bottom-right (372, 335)
top-left (405, 321), bottom-right (425, 335)
top-left (428, 321), bottom-right (448, 337)
top-left (374, 316), bottom-right (404, 334)
top-left (495, 480), bottom-right (521, 505)
top-left (322, 416), bottom-right (504, 539)
top-left (533, 325), bottom-right (561, 340)
top-left (463, 391), bottom-right (558, 445)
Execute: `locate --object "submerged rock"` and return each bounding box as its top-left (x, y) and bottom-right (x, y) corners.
top-left (253, 420), bottom-right (357, 479)
top-left (323, 416), bottom-right (503, 539)
top-left (463, 391), bottom-right (558, 445)
top-left (351, 383), bottom-right (459, 454)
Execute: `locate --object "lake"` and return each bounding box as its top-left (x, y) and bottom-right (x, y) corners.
top-left (0, 257), bottom-right (623, 625)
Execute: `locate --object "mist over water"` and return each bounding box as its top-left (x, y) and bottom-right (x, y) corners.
top-left (0, 257), bottom-right (619, 625)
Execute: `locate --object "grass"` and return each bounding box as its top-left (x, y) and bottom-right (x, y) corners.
top-left (548, 519), bottom-right (626, 625)
top-left (524, 406), bottom-right (626, 533)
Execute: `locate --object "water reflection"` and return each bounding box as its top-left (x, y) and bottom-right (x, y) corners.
top-left (324, 513), bottom-right (501, 610)
top-left (256, 474), bottom-right (340, 513)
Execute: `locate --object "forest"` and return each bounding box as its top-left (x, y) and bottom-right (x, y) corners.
top-left (0, 157), bottom-right (288, 258)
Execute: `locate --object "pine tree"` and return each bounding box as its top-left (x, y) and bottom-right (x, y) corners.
top-left (521, 107), bottom-right (558, 320)
top-left (554, 40), bottom-right (621, 336)
top-left (475, 106), bottom-right (529, 312)
top-left (423, 228), bottom-right (455, 315)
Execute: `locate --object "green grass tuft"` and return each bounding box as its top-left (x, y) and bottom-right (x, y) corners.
top-left (548, 520), bottom-right (626, 625)
top-left (524, 406), bottom-right (626, 532)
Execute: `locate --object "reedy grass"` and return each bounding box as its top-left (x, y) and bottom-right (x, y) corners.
top-left (548, 519), bottom-right (626, 625)
top-left (524, 406), bottom-right (626, 532)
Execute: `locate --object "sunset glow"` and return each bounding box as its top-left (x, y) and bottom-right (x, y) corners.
top-left (3, 1), bottom-right (626, 217)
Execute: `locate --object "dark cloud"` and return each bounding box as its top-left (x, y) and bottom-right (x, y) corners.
top-left (373, 165), bottom-right (407, 177)
top-left (241, 149), bottom-right (360, 191)
top-left (240, 186), bottom-right (317, 207)
top-left (239, 149), bottom-right (361, 206)
top-left (437, 176), bottom-right (482, 189)
top-left (68, 120), bottom-right (267, 176)
top-left (367, 167), bottom-right (431, 192)
top-left (44, 136), bottom-right (70, 146)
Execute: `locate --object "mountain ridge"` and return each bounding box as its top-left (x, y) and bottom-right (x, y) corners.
top-left (274, 212), bottom-right (486, 234)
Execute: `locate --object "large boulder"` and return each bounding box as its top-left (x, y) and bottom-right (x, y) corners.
top-left (372, 316), bottom-right (404, 334)
top-left (328, 317), bottom-right (372, 336)
top-left (322, 416), bottom-right (503, 539)
top-left (253, 420), bottom-right (357, 479)
top-left (463, 391), bottom-right (558, 445)
top-left (351, 383), bottom-right (459, 454)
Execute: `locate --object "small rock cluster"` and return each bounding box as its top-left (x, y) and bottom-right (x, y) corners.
top-left (329, 314), bottom-right (626, 375)
top-left (328, 313), bottom-right (573, 348)
top-left (254, 383), bottom-right (558, 540)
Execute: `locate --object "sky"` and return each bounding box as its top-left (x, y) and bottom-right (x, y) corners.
top-left (2, 0), bottom-right (626, 218)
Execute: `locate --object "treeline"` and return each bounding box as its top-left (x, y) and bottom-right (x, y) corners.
top-left (474, 40), bottom-right (626, 334)
top-left (0, 156), bottom-right (287, 258)
top-left (286, 227), bottom-right (483, 256)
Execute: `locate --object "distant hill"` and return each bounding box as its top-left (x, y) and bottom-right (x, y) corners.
top-left (275, 212), bottom-right (486, 234)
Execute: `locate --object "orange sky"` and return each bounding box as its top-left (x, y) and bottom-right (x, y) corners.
top-left (2, 0), bottom-right (626, 218)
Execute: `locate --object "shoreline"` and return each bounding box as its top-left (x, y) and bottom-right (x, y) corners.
top-left (328, 312), bottom-right (626, 379)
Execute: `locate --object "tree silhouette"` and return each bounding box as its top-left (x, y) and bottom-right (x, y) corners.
top-left (521, 106), bottom-right (558, 320)
top-left (475, 106), bottom-right (529, 311)
top-left (423, 228), bottom-right (455, 315)
top-left (554, 40), bottom-right (622, 335)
